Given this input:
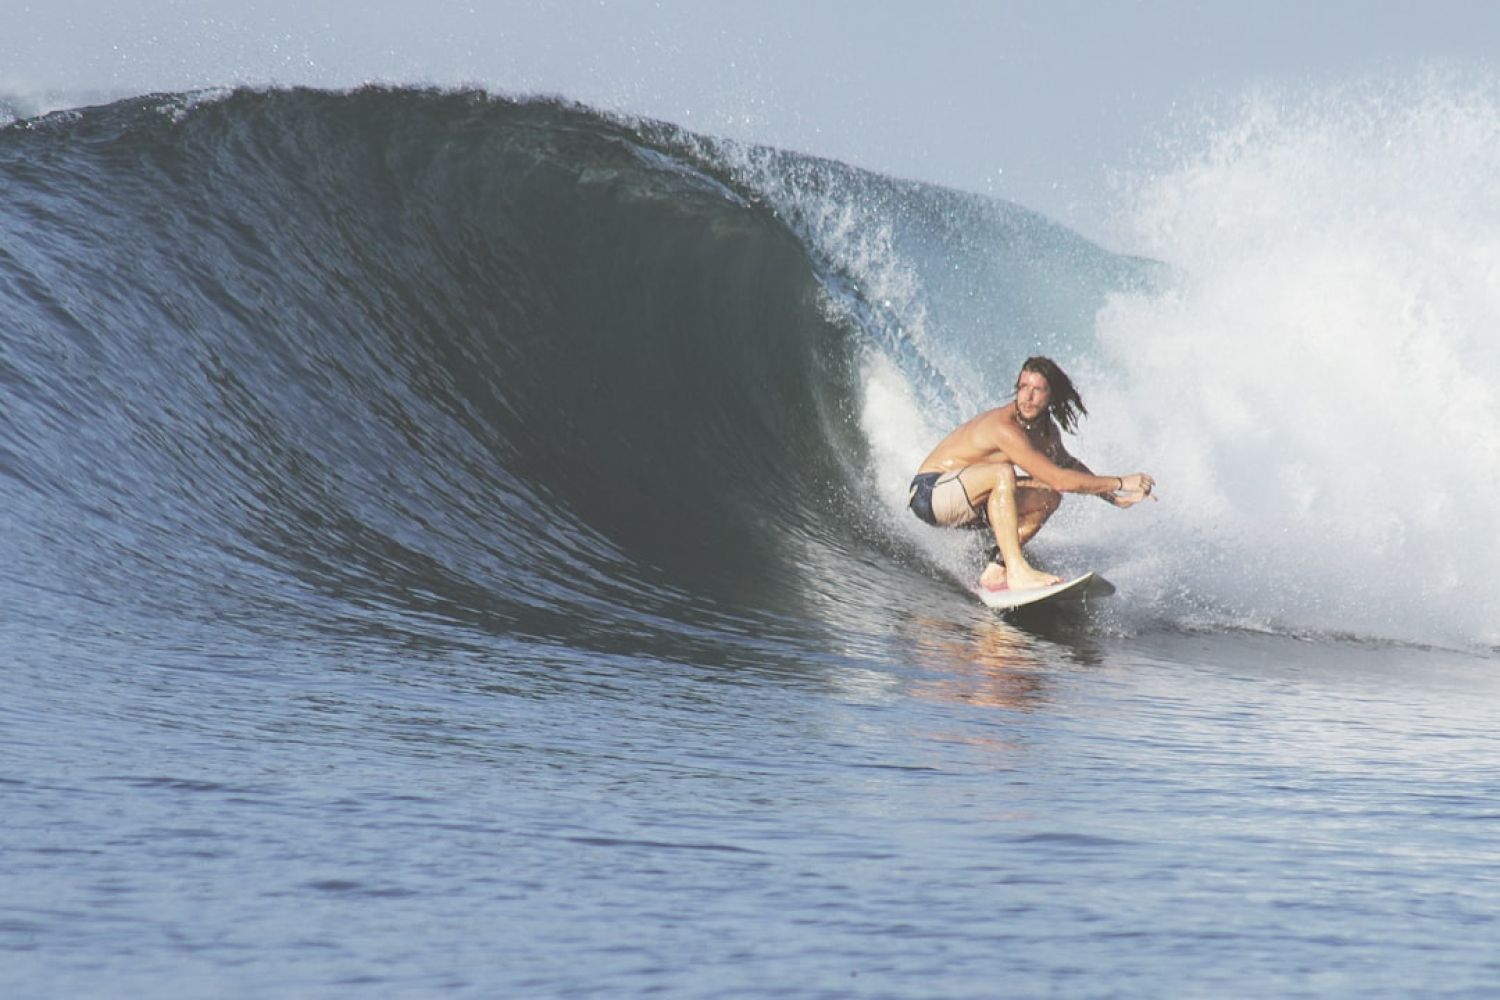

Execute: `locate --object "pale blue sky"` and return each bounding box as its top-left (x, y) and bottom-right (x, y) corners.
top-left (7, 1), bottom-right (1499, 241)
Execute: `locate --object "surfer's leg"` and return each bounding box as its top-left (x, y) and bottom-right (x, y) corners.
top-left (979, 547), bottom-right (1008, 590)
top-left (1015, 484), bottom-right (1062, 545)
top-left (980, 489), bottom-right (1058, 586)
top-left (929, 463), bottom-right (1006, 589)
top-left (982, 465), bottom-right (1061, 591)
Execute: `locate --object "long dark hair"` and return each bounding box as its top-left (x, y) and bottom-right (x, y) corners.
top-left (1019, 356), bottom-right (1087, 434)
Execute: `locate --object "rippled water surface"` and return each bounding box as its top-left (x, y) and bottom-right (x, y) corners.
top-left (8, 616), bottom-right (1499, 998)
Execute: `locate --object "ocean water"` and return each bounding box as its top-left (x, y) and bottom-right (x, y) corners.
top-left (3, 85), bottom-right (1498, 998)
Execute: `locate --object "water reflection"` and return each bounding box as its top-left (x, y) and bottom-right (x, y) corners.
top-left (903, 608), bottom-right (1106, 711)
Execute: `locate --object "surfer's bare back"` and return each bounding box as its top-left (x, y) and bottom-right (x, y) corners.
top-left (908, 356), bottom-right (1155, 593)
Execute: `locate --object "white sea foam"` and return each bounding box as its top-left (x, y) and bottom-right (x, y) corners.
top-left (1067, 75), bottom-right (1500, 649)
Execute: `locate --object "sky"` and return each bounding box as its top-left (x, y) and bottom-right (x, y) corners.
top-left (7, 0), bottom-right (1500, 243)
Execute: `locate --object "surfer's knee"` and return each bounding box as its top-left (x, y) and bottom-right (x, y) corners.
top-left (986, 463), bottom-right (1018, 511)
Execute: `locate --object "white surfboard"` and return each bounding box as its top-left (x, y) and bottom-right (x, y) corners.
top-left (973, 572), bottom-right (1115, 612)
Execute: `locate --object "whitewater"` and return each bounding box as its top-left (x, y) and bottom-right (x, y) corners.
top-left (3, 77), bottom-right (1498, 999)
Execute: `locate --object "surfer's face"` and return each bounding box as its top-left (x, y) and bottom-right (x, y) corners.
top-left (1015, 370), bottom-right (1051, 423)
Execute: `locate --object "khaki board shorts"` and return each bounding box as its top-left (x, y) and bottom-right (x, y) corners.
top-left (908, 470), bottom-right (988, 528)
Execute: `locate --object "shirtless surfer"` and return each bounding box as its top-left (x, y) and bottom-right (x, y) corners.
top-left (908, 356), bottom-right (1155, 592)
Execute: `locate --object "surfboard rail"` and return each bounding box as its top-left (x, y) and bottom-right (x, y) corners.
top-left (973, 571), bottom-right (1115, 612)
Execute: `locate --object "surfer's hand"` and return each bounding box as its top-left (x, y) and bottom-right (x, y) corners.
top-left (1114, 473), bottom-right (1157, 507)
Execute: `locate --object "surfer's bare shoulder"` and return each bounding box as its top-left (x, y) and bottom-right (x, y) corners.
top-left (960, 404), bottom-right (1025, 461)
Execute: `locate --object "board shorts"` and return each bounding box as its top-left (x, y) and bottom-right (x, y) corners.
top-left (907, 470), bottom-right (989, 529)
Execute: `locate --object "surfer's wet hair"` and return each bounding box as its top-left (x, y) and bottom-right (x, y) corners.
top-left (1019, 356), bottom-right (1087, 434)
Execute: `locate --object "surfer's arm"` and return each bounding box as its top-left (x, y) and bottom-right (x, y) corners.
top-left (1072, 460), bottom-right (1153, 505)
top-left (1047, 433), bottom-right (1153, 504)
top-left (991, 426), bottom-right (1119, 497)
top-left (1061, 456), bottom-right (1121, 505)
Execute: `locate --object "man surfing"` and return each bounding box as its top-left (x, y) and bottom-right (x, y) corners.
top-left (908, 356), bottom-right (1155, 593)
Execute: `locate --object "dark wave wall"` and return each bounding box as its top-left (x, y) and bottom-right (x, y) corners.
top-left (1, 88), bottom-right (876, 653)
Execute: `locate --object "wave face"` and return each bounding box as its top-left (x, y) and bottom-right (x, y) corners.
top-left (0, 87), bottom-right (1133, 659)
top-left (2, 84), bottom-right (1489, 653)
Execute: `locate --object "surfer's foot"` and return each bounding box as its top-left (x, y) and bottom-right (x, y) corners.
top-left (979, 562), bottom-right (1008, 591)
top-left (1005, 566), bottom-right (1063, 591)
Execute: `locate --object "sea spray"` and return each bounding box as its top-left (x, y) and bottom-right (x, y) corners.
top-left (1075, 75), bottom-right (1500, 649)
